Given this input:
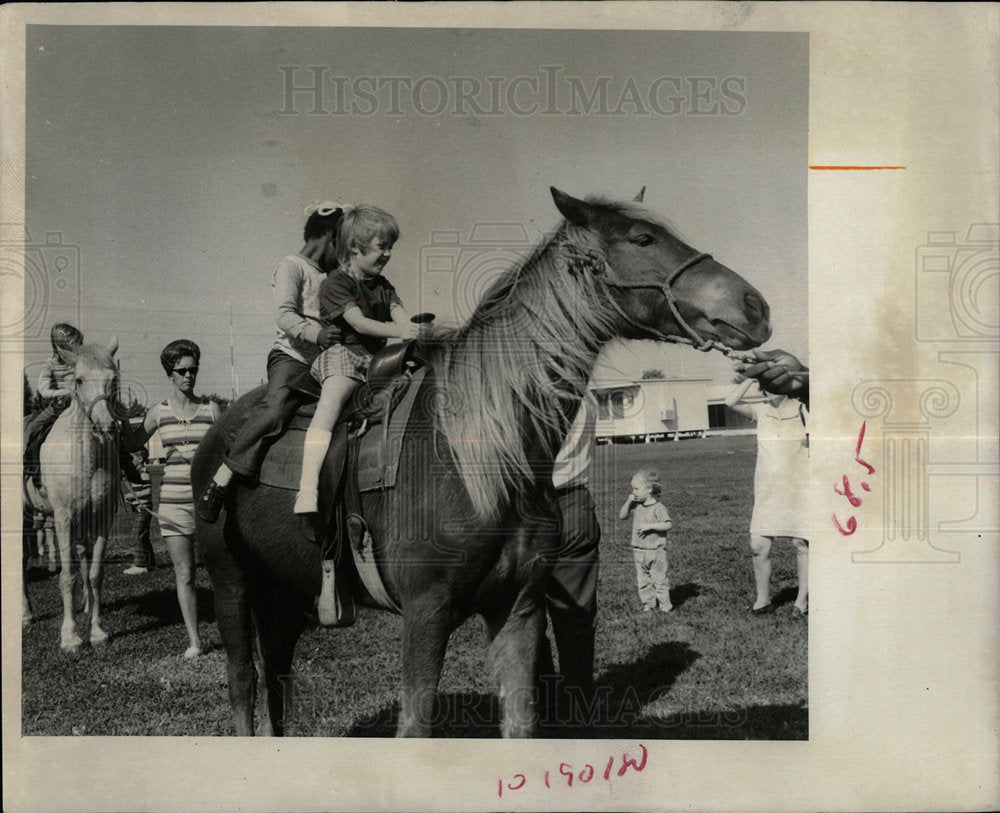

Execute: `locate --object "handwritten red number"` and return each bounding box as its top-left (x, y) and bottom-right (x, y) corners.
top-left (834, 475), bottom-right (863, 507)
top-left (579, 765), bottom-right (595, 783)
top-left (559, 763), bottom-right (574, 787)
top-left (617, 744), bottom-right (648, 776)
top-left (855, 421), bottom-right (875, 475)
top-left (833, 513), bottom-right (857, 536)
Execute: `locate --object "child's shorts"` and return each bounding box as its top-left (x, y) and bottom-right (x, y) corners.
top-left (311, 344), bottom-right (373, 384)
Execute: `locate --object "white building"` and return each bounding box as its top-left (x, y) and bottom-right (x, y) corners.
top-left (591, 379), bottom-right (756, 443)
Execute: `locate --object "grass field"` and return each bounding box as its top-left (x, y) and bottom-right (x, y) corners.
top-left (21, 434), bottom-right (807, 738)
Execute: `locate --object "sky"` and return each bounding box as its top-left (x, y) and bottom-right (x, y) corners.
top-left (22, 26), bottom-right (807, 406)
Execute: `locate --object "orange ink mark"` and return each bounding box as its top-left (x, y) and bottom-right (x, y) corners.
top-left (809, 166), bottom-right (906, 170)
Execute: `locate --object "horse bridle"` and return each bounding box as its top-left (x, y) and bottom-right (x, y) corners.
top-left (561, 244), bottom-right (719, 351)
top-left (72, 388), bottom-right (120, 436)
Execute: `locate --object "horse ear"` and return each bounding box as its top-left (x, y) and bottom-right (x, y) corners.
top-left (550, 187), bottom-right (594, 227)
top-left (633, 186), bottom-right (646, 203)
top-left (107, 335), bottom-right (119, 356)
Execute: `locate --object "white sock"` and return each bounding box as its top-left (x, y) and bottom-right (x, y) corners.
top-left (296, 427), bottom-right (333, 512)
top-left (213, 464), bottom-right (234, 488)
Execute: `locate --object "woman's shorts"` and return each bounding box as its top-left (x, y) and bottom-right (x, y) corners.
top-left (311, 344), bottom-right (372, 384)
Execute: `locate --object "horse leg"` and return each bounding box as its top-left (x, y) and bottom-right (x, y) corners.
top-left (55, 513), bottom-right (82, 652)
top-left (203, 533), bottom-right (257, 735)
top-left (397, 596), bottom-right (451, 737)
top-left (22, 522), bottom-right (35, 627)
top-left (45, 520), bottom-right (58, 572)
top-left (88, 533), bottom-right (109, 644)
top-left (253, 591), bottom-right (306, 737)
top-left (483, 587), bottom-right (547, 739)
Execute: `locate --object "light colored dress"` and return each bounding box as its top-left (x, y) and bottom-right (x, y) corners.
top-left (155, 399), bottom-right (216, 536)
top-left (749, 397), bottom-right (810, 539)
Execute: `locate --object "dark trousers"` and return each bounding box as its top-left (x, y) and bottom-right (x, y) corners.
top-left (224, 349), bottom-right (314, 479)
top-left (130, 508), bottom-right (156, 568)
top-left (539, 485), bottom-right (601, 706)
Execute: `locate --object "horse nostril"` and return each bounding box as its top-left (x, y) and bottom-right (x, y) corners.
top-left (744, 292), bottom-right (769, 324)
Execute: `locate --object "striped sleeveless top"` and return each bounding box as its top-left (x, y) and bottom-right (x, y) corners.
top-left (156, 398), bottom-right (215, 512)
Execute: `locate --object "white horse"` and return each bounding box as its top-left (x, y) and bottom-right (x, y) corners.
top-left (28, 337), bottom-right (121, 652)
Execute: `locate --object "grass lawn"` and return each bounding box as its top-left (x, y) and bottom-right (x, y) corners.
top-left (21, 434), bottom-right (806, 738)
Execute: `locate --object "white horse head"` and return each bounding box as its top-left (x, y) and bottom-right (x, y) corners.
top-left (57, 336), bottom-right (120, 438)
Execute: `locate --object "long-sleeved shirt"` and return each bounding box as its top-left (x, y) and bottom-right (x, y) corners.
top-left (271, 254), bottom-right (327, 365)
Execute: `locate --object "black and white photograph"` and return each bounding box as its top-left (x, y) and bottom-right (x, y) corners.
top-left (2, 4), bottom-right (996, 812)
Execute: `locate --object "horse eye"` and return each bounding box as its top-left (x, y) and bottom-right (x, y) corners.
top-left (631, 234), bottom-right (655, 247)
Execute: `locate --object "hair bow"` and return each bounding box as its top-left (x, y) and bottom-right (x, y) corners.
top-left (305, 200), bottom-right (352, 217)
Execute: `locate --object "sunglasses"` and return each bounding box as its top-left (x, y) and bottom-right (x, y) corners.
top-left (172, 366), bottom-right (199, 377)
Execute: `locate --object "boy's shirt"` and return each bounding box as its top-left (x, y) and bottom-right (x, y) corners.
top-left (630, 500), bottom-right (671, 549)
top-left (272, 254), bottom-right (327, 365)
top-left (319, 271), bottom-right (403, 355)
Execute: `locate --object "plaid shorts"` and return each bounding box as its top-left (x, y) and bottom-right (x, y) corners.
top-left (311, 344), bottom-right (372, 383)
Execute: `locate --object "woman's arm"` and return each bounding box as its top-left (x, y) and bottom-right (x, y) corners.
top-left (122, 404), bottom-right (157, 452)
top-left (724, 378), bottom-right (756, 418)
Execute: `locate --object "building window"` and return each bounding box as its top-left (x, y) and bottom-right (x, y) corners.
top-left (708, 403), bottom-right (728, 429)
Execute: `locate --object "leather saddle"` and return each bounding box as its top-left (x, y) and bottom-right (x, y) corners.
top-left (258, 341), bottom-right (424, 493)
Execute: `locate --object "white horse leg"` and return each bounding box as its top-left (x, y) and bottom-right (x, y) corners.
top-left (45, 521), bottom-right (59, 572)
top-left (89, 534), bottom-right (109, 644)
top-left (55, 515), bottom-right (82, 652)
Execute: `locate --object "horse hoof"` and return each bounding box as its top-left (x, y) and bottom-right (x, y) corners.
top-left (22, 615), bottom-right (34, 628)
top-left (61, 639), bottom-right (83, 655)
top-left (91, 629), bottom-right (109, 645)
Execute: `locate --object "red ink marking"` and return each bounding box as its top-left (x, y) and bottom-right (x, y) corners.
top-left (617, 744), bottom-right (648, 776)
top-left (855, 421), bottom-right (875, 475)
top-left (579, 765), bottom-right (595, 783)
top-left (809, 166), bottom-right (906, 170)
top-left (559, 763), bottom-right (574, 787)
top-left (544, 770), bottom-right (550, 788)
top-left (498, 778), bottom-right (501, 799)
top-left (861, 482), bottom-right (871, 492)
top-left (833, 513), bottom-right (857, 536)
top-left (604, 756), bottom-right (615, 781)
top-left (834, 475), bottom-right (863, 507)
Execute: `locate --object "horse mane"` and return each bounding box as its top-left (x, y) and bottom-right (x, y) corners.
top-left (74, 343), bottom-right (115, 370)
top-left (427, 203), bottom-right (631, 522)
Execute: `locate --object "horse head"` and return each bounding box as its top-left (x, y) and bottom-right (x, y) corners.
top-left (59, 336), bottom-right (121, 437)
top-left (551, 187), bottom-right (771, 351)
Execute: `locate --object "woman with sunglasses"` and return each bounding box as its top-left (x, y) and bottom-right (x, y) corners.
top-left (196, 202), bottom-right (347, 523)
top-left (126, 339), bottom-right (219, 658)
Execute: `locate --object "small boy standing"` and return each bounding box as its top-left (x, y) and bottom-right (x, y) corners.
top-left (619, 470), bottom-right (674, 613)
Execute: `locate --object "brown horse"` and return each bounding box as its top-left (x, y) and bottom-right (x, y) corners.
top-left (25, 338), bottom-right (121, 652)
top-left (192, 188), bottom-right (772, 736)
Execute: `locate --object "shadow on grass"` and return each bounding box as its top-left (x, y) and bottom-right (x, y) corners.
top-left (669, 582), bottom-right (700, 610)
top-left (771, 585), bottom-right (800, 609)
top-left (103, 586), bottom-right (216, 637)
